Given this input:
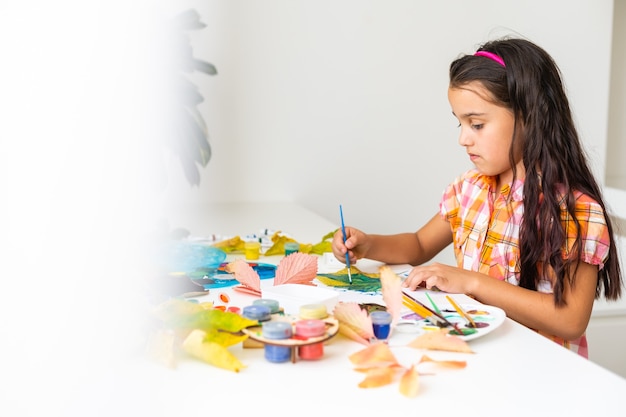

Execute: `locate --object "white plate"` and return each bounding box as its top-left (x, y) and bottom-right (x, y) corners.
top-left (397, 303), bottom-right (506, 341)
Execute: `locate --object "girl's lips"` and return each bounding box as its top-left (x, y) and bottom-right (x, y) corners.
top-left (468, 153), bottom-right (479, 161)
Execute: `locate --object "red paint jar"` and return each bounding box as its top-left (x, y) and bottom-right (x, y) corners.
top-left (295, 319), bottom-right (326, 360)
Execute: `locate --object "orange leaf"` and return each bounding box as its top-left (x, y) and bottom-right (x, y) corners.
top-left (349, 341), bottom-right (399, 368)
top-left (419, 354), bottom-right (467, 369)
top-left (399, 365), bottom-right (420, 398)
top-left (407, 329), bottom-right (474, 353)
top-left (274, 253), bottom-right (318, 285)
top-left (358, 367), bottom-right (396, 388)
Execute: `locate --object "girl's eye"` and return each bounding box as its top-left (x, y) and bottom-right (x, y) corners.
top-left (472, 124), bottom-right (484, 130)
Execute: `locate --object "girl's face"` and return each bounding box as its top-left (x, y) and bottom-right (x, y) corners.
top-left (448, 81), bottom-right (522, 186)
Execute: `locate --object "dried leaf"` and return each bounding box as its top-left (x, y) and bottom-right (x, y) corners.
top-left (379, 266), bottom-right (403, 325)
top-left (227, 259), bottom-right (261, 294)
top-left (212, 236), bottom-right (245, 253)
top-left (419, 354), bottom-right (467, 369)
top-left (274, 253), bottom-right (318, 285)
top-left (399, 365), bottom-right (420, 398)
top-left (182, 329), bottom-right (246, 372)
top-left (333, 302), bottom-right (375, 345)
top-left (358, 367), bottom-right (396, 388)
top-left (204, 328), bottom-right (250, 347)
top-left (263, 233), bottom-right (295, 256)
top-left (317, 268), bottom-right (382, 292)
top-left (349, 341), bottom-right (399, 368)
top-left (152, 297), bottom-right (206, 320)
top-left (155, 298), bottom-right (258, 332)
top-left (407, 329), bottom-right (474, 353)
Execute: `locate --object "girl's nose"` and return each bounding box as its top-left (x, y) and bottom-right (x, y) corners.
top-left (458, 128), bottom-right (472, 147)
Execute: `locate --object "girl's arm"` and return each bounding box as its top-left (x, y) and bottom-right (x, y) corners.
top-left (334, 213), bottom-right (453, 266)
top-left (404, 261), bottom-right (598, 340)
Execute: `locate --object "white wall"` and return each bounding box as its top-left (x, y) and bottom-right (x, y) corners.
top-left (162, 0), bottom-right (614, 242)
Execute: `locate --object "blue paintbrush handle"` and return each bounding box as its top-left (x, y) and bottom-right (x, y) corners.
top-left (339, 205), bottom-right (352, 283)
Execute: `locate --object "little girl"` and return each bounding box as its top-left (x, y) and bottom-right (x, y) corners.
top-left (332, 37), bottom-right (623, 358)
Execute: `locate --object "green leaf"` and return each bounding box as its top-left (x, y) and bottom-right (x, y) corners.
top-left (193, 59), bottom-right (218, 75)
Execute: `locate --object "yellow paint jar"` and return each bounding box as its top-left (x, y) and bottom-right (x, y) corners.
top-left (244, 241), bottom-right (261, 260)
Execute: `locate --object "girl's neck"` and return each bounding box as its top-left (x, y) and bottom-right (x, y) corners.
top-left (496, 162), bottom-right (526, 197)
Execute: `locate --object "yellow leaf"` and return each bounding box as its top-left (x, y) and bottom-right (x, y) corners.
top-left (399, 365), bottom-right (420, 398)
top-left (182, 329), bottom-right (246, 372)
top-left (263, 234), bottom-right (295, 256)
top-left (204, 328), bottom-right (249, 347)
top-left (309, 241), bottom-right (331, 254)
top-left (212, 236), bottom-right (245, 253)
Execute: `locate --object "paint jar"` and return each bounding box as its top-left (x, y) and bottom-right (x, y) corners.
top-left (262, 321), bottom-right (293, 363)
top-left (244, 241), bottom-right (261, 260)
top-left (252, 299), bottom-right (282, 315)
top-left (284, 241), bottom-right (300, 256)
top-left (226, 306), bottom-right (241, 314)
top-left (295, 319), bottom-right (326, 360)
top-left (370, 310), bottom-right (392, 342)
top-left (299, 303), bottom-right (328, 320)
top-left (241, 304), bottom-right (272, 322)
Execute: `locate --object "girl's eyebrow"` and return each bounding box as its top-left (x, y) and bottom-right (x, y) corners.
top-left (452, 111), bottom-right (486, 118)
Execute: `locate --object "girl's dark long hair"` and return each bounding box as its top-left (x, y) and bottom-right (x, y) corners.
top-left (449, 37), bottom-right (622, 305)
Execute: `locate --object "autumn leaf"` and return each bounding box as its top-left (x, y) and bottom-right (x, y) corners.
top-left (358, 367), bottom-right (397, 388)
top-left (419, 354), bottom-right (467, 369)
top-left (274, 252), bottom-right (318, 285)
top-left (263, 233), bottom-right (296, 256)
top-left (333, 302), bottom-right (375, 345)
top-left (154, 298), bottom-right (258, 333)
top-left (379, 265), bottom-right (403, 326)
top-left (182, 329), bottom-right (246, 372)
top-left (227, 259), bottom-right (261, 295)
top-left (399, 365), bottom-right (420, 398)
top-left (349, 341), bottom-right (399, 368)
top-left (204, 328), bottom-right (250, 347)
top-left (407, 329), bottom-right (474, 353)
top-left (317, 268), bottom-right (382, 292)
top-left (212, 236), bottom-right (245, 253)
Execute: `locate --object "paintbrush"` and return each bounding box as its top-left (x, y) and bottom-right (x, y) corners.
top-left (402, 292), bottom-right (467, 335)
top-left (446, 295), bottom-right (477, 328)
top-left (425, 292), bottom-right (443, 316)
top-left (402, 291), bottom-right (453, 328)
top-left (339, 204), bottom-right (352, 284)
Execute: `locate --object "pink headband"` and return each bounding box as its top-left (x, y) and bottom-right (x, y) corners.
top-left (474, 50), bottom-right (506, 67)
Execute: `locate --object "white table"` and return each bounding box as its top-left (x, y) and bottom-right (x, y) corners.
top-left (61, 202), bottom-right (626, 416)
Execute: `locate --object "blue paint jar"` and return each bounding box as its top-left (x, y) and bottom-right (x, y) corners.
top-left (370, 310), bottom-right (392, 342)
top-left (252, 298), bottom-right (281, 314)
top-left (262, 321), bottom-right (293, 363)
top-left (242, 304), bottom-right (272, 322)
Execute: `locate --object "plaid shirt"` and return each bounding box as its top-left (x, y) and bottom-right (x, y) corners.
top-left (440, 169), bottom-right (610, 358)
